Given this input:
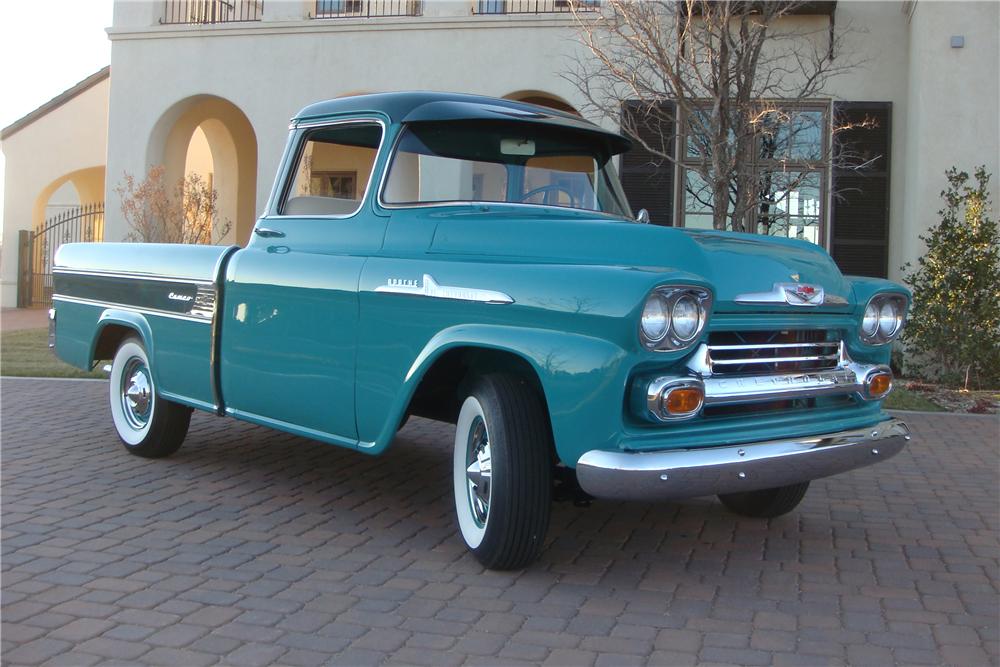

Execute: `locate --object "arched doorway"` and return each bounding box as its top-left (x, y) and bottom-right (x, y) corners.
top-left (503, 90), bottom-right (581, 116)
top-left (22, 166), bottom-right (106, 305)
top-left (147, 96), bottom-right (258, 246)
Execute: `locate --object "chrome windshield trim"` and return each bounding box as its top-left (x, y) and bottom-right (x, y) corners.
top-left (576, 418), bottom-right (910, 501)
top-left (374, 122), bottom-right (633, 221)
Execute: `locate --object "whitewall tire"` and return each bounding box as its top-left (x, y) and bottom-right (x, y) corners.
top-left (109, 336), bottom-right (191, 458)
top-left (454, 396), bottom-right (491, 549)
top-left (452, 374), bottom-right (552, 570)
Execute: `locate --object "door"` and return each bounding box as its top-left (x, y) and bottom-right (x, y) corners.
top-left (220, 119), bottom-right (386, 446)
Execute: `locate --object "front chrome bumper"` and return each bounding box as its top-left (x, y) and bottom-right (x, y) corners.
top-left (576, 418), bottom-right (910, 502)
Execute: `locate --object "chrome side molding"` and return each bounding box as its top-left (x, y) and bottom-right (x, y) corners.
top-left (375, 274), bottom-right (514, 304)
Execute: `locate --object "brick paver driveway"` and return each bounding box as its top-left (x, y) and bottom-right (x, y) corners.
top-left (2, 377), bottom-right (997, 666)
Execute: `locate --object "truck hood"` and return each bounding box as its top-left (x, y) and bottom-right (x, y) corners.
top-left (427, 211), bottom-right (853, 312)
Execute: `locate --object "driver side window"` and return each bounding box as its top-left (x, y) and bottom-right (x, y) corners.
top-left (282, 122), bottom-right (382, 217)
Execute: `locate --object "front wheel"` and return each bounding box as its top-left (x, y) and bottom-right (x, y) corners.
top-left (718, 481), bottom-right (810, 518)
top-left (109, 336), bottom-right (191, 458)
top-left (453, 374), bottom-right (552, 570)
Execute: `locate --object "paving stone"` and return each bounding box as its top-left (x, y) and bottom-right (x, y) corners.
top-left (75, 637), bottom-right (150, 660)
top-left (2, 637), bottom-right (73, 665)
top-left (224, 642), bottom-right (289, 667)
top-left (141, 646), bottom-right (217, 666)
top-left (48, 618), bottom-right (116, 642)
top-left (143, 623), bottom-right (209, 648)
top-left (2, 380), bottom-right (997, 667)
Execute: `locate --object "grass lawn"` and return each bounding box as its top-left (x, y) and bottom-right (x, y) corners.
top-left (1, 328), bottom-right (105, 379)
top-left (883, 385), bottom-right (945, 412)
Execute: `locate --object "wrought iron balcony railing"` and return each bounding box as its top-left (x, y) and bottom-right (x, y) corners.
top-left (161, 0), bottom-right (263, 24)
top-left (314, 0), bottom-right (422, 18)
top-left (474, 0), bottom-right (599, 14)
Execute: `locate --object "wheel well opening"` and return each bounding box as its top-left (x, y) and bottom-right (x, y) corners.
top-left (407, 347), bottom-right (550, 427)
top-left (92, 324), bottom-right (138, 366)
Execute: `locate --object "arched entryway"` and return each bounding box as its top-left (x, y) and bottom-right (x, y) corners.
top-left (32, 166), bottom-right (105, 232)
top-left (21, 166), bottom-right (107, 306)
top-left (147, 96), bottom-right (258, 246)
top-left (503, 90), bottom-right (581, 116)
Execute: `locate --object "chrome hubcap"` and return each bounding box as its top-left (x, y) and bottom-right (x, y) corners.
top-left (121, 359), bottom-right (152, 429)
top-left (465, 416), bottom-right (492, 527)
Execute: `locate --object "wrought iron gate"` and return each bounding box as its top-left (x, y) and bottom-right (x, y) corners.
top-left (17, 203), bottom-right (104, 307)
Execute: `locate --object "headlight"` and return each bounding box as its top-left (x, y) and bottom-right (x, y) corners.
top-left (860, 293), bottom-right (907, 344)
top-left (671, 295), bottom-right (700, 341)
top-left (641, 296), bottom-right (669, 343)
top-left (862, 302), bottom-right (879, 337)
top-left (640, 286), bottom-right (712, 351)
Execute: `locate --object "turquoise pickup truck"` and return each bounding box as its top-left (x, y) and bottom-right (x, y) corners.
top-left (51, 92), bottom-right (911, 569)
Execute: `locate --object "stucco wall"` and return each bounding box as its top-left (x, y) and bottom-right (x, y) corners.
top-left (103, 1), bottom-right (939, 276)
top-left (4, 0), bottom-right (994, 311)
top-left (901, 0), bottom-right (1000, 277)
top-left (0, 76), bottom-right (110, 307)
top-left (104, 8), bottom-right (601, 246)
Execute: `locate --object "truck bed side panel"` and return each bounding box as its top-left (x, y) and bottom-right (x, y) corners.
top-left (52, 243), bottom-right (236, 411)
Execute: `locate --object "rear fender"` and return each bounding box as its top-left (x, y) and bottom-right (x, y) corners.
top-left (92, 309), bottom-right (155, 379)
top-left (363, 324), bottom-right (628, 465)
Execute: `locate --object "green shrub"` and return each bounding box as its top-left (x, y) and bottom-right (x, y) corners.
top-left (903, 167), bottom-right (1000, 388)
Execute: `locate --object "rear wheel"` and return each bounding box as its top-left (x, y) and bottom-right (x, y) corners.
top-left (109, 336), bottom-right (191, 458)
top-left (718, 481), bottom-right (810, 518)
top-left (453, 374), bottom-right (551, 570)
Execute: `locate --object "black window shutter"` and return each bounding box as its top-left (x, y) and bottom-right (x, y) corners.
top-left (830, 102), bottom-right (892, 277)
top-left (620, 101), bottom-right (676, 226)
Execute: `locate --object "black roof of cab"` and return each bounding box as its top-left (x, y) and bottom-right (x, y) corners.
top-left (292, 91), bottom-right (632, 155)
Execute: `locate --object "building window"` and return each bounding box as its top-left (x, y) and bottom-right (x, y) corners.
top-left (310, 171), bottom-right (358, 199)
top-left (678, 104), bottom-right (829, 245)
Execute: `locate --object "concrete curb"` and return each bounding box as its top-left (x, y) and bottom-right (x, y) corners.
top-left (888, 408), bottom-right (998, 418)
top-left (1, 376), bottom-right (106, 382)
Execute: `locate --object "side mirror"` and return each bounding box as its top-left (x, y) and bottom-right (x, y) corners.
top-left (636, 208), bottom-right (650, 224)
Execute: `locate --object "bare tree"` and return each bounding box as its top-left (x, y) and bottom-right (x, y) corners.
top-left (116, 166), bottom-right (232, 244)
top-left (567, 0), bottom-right (874, 233)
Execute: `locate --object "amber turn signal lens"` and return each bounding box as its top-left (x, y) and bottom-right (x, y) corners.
top-left (665, 387), bottom-right (704, 415)
top-left (867, 372), bottom-right (893, 398)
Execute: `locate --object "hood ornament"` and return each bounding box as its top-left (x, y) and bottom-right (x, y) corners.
top-left (735, 282), bottom-right (841, 307)
top-left (790, 273), bottom-right (800, 282)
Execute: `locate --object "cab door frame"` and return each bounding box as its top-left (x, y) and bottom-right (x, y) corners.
top-left (219, 115), bottom-right (391, 448)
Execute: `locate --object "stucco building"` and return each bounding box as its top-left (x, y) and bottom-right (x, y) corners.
top-left (2, 0), bottom-right (997, 307)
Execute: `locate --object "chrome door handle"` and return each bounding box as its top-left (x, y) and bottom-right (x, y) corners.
top-left (254, 227), bottom-right (285, 238)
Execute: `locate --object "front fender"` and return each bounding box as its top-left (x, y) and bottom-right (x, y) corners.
top-left (361, 324), bottom-right (629, 465)
top-left (847, 276), bottom-right (911, 361)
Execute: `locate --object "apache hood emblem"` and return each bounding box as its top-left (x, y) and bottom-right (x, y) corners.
top-left (375, 274), bottom-right (513, 304)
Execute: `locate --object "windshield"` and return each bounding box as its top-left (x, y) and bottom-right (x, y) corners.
top-left (382, 121), bottom-right (632, 217)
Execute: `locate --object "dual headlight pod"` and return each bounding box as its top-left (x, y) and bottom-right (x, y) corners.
top-left (860, 293), bottom-right (907, 345)
top-left (640, 286), bottom-right (712, 351)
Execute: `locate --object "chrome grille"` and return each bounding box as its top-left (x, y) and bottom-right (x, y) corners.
top-left (707, 330), bottom-right (841, 375)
